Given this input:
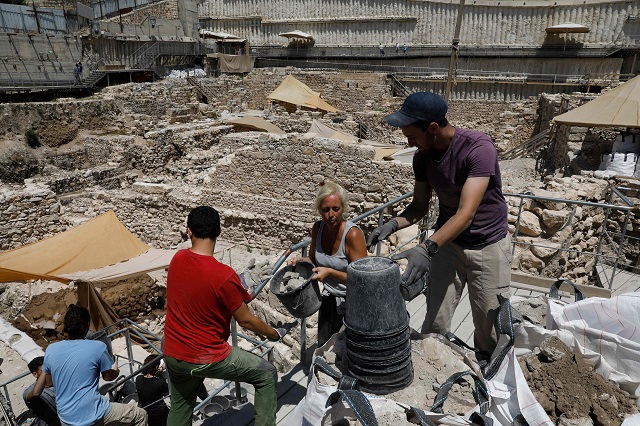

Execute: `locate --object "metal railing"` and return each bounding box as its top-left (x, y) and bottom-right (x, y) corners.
top-left (2, 187), bottom-right (636, 420)
top-left (499, 129), bottom-right (550, 160)
top-left (507, 185), bottom-right (635, 290)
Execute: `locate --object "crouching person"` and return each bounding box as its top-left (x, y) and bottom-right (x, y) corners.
top-left (163, 206), bottom-right (287, 426)
top-left (30, 305), bottom-right (148, 426)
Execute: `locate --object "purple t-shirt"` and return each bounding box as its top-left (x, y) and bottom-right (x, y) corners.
top-left (413, 128), bottom-right (508, 247)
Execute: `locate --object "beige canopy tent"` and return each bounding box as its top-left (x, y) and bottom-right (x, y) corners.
top-left (268, 75), bottom-right (338, 113)
top-left (305, 120), bottom-right (403, 160)
top-left (0, 211), bottom-right (149, 283)
top-left (226, 116), bottom-right (286, 134)
top-left (0, 266), bottom-right (71, 284)
top-left (545, 23), bottom-right (590, 34)
top-left (553, 75), bottom-right (640, 128)
top-left (200, 29), bottom-right (244, 41)
top-left (279, 30), bottom-right (314, 40)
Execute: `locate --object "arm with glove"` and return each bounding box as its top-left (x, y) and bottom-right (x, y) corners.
top-left (366, 180), bottom-right (432, 252)
top-left (391, 177), bottom-right (490, 299)
top-left (233, 302), bottom-right (296, 342)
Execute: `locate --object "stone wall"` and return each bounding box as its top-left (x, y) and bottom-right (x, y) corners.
top-left (538, 93), bottom-right (621, 176)
top-left (199, 132), bottom-right (415, 247)
top-left (0, 99), bottom-right (122, 147)
top-left (196, 68), bottom-right (391, 114)
top-left (99, 79), bottom-right (201, 121)
top-left (108, 0), bottom-right (179, 24)
top-left (506, 174), bottom-right (640, 286)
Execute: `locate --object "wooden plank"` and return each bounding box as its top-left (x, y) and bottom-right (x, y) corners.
top-left (511, 272), bottom-right (611, 299)
top-left (275, 365), bottom-right (309, 425)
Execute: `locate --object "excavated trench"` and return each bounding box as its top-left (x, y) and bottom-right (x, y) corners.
top-left (11, 275), bottom-right (166, 349)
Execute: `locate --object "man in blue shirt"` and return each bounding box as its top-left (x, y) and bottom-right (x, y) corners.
top-left (29, 306), bottom-right (147, 426)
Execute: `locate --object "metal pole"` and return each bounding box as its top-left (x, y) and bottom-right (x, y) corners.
top-left (230, 319), bottom-right (243, 405)
top-left (444, 0), bottom-right (465, 102)
top-left (375, 210), bottom-right (384, 256)
top-left (300, 317), bottom-right (307, 364)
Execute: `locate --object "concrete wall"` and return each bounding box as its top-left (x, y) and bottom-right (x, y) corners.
top-left (198, 0), bottom-right (640, 47)
top-left (0, 33), bottom-right (83, 83)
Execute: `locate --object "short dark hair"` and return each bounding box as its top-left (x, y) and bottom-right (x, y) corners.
top-left (27, 356), bottom-right (44, 374)
top-left (414, 118), bottom-right (449, 131)
top-left (142, 354), bottom-right (161, 375)
top-left (63, 305), bottom-right (90, 339)
top-left (187, 206), bottom-right (221, 240)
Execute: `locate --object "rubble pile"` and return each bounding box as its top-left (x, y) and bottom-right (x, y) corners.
top-left (518, 337), bottom-right (638, 426)
top-left (279, 271), bottom-right (306, 293)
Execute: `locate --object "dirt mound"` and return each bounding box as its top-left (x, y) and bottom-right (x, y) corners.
top-left (519, 336), bottom-right (638, 425)
top-left (12, 275), bottom-right (166, 348)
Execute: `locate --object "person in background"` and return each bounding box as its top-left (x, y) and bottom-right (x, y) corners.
top-left (289, 180), bottom-right (367, 347)
top-left (23, 356), bottom-right (60, 426)
top-left (367, 92), bottom-right (511, 358)
top-left (73, 63), bottom-right (81, 85)
top-left (163, 206), bottom-right (289, 426)
top-left (379, 43), bottom-right (385, 55)
top-left (136, 355), bottom-right (169, 426)
top-left (29, 305), bottom-right (148, 426)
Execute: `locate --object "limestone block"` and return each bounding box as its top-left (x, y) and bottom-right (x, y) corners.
top-left (518, 211), bottom-right (542, 237)
top-left (519, 250), bottom-right (545, 272)
top-left (541, 209), bottom-right (570, 234)
top-left (531, 242), bottom-right (561, 259)
top-left (132, 182), bottom-right (173, 194)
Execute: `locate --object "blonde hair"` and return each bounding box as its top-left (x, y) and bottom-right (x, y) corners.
top-left (313, 180), bottom-right (349, 216)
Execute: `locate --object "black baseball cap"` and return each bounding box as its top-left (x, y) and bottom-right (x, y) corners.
top-left (384, 92), bottom-right (448, 128)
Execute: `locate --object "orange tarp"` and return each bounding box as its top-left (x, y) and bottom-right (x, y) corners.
top-left (0, 210), bottom-right (149, 283)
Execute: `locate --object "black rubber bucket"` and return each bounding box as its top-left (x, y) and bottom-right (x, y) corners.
top-left (345, 325), bottom-right (410, 348)
top-left (357, 367), bottom-right (415, 395)
top-left (346, 338), bottom-right (411, 359)
top-left (270, 261), bottom-right (321, 318)
top-left (343, 315), bottom-right (409, 342)
top-left (344, 257), bottom-right (407, 333)
top-left (346, 344), bottom-right (412, 366)
top-left (348, 357), bottom-right (413, 385)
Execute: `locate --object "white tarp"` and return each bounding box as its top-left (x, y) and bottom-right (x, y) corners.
top-left (62, 248), bottom-right (177, 282)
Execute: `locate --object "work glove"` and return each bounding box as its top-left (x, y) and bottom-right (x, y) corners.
top-left (366, 219), bottom-right (399, 252)
top-left (268, 320), bottom-right (298, 342)
top-left (390, 244), bottom-right (431, 300)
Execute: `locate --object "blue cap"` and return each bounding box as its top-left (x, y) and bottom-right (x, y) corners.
top-left (384, 92), bottom-right (448, 128)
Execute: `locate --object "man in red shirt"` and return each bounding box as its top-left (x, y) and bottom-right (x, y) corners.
top-left (163, 206), bottom-right (286, 425)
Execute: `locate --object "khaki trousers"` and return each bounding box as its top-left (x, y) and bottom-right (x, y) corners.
top-left (421, 234), bottom-right (512, 355)
top-left (95, 402), bottom-right (148, 426)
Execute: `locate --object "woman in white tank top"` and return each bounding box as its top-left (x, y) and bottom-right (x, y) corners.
top-left (289, 180), bottom-right (367, 346)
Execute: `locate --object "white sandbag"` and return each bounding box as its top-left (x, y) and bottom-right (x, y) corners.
top-left (613, 134), bottom-right (640, 154)
top-left (0, 316), bottom-right (44, 363)
top-left (597, 152), bottom-right (638, 177)
top-left (515, 292), bottom-right (640, 403)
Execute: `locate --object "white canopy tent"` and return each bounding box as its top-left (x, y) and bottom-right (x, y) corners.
top-left (545, 23), bottom-right (590, 34)
top-left (279, 30), bottom-right (314, 40)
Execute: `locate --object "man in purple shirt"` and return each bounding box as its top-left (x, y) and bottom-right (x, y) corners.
top-left (367, 92), bottom-right (511, 357)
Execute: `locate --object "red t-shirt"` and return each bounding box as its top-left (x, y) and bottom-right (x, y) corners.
top-left (163, 249), bottom-right (251, 364)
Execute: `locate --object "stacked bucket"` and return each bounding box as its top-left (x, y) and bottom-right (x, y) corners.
top-left (344, 257), bottom-right (413, 394)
